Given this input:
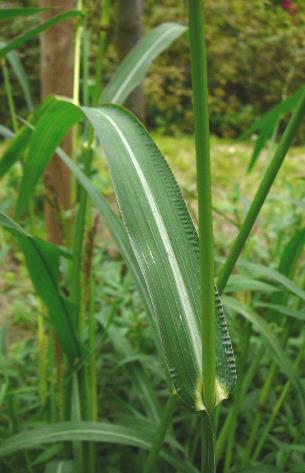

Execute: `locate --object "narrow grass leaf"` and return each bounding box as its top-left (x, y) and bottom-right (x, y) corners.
top-left (0, 421), bottom-right (198, 472)
top-left (0, 211), bottom-right (82, 363)
top-left (0, 126), bottom-right (31, 178)
top-left (235, 259), bottom-right (305, 303)
top-left (278, 227), bottom-right (305, 278)
top-left (5, 47), bottom-right (34, 111)
top-left (106, 324), bottom-right (161, 422)
top-left (100, 23), bottom-right (186, 105)
top-left (0, 7), bottom-right (47, 20)
top-left (239, 86), bottom-right (305, 170)
top-left (0, 11), bottom-right (82, 58)
top-left (223, 295), bottom-right (305, 419)
top-left (236, 467), bottom-right (282, 473)
top-left (16, 99), bottom-right (83, 217)
top-left (32, 444), bottom-right (63, 466)
top-left (254, 302), bottom-right (305, 321)
top-left (271, 227), bottom-right (305, 310)
top-left (224, 275), bottom-right (279, 294)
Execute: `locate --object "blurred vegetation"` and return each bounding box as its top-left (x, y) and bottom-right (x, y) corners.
top-left (1, 0), bottom-right (305, 137)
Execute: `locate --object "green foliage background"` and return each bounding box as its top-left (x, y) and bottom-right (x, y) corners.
top-left (1, 0), bottom-right (305, 136)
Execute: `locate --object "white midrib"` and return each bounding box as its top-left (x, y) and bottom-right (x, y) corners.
top-left (99, 110), bottom-right (201, 369)
top-left (57, 462), bottom-right (64, 473)
top-left (112, 26), bottom-right (178, 104)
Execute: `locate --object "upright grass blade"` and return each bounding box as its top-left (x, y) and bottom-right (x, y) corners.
top-left (217, 87), bottom-right (305, 294)
top-left (0, 10), bottom-right (82, 59)
top-left (4, 45), bottom-right (34, 111)
top-left (106, 324), bottom-right (161, 423)
top-left (0, 211), bottom-right (82, 363)
top-left (100, 23), bottom-right (186, 105)
top-left (143, 393), bottom-right (177, 473)
top-left (2, 58), bottom-right (18, 132)
top-left (239, 86), bottom-right (305, 171)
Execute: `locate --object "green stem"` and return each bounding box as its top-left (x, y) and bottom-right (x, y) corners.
top-left (201, 412), bottom-right (215, 473)
top-left (73, 0), bottom-right (83, 106)
top-left (143, 392), bottom-right (177, 473)
top-left (217, 89), bottom-right (305, 294)
top-left (2, 59), bottom-right (18, 132)
top-left (187, 0), bottom-right (215, 416)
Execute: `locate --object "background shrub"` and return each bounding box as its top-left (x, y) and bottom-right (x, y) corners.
top-left (1, 0), bottom-right (305, 136)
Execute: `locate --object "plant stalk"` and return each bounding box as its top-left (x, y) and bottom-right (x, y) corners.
top-left (188, 1), bottom-right (216, 471)
top-left (187, 0), bottom-right (215, 417)
top-left (201, 412), bottom-right (215, 473)
top-left (217, 88), bottom-right (305, 294)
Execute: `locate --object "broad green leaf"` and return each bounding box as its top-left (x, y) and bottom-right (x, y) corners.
top-left (0, 7), bottom-right (47, 20)
top-left (100, 23), bottom-right (186, 105)
top-left (0, 97), bottom-right (59, 180)
top-left (0, 421), bottom-right (150, 457)
top-left (16, 99), bottom-right (83, 217)
top-left (14, 99), bottom-right (153, 316)
top-left (14, 98), bottom-right (164, 367)
top-left (16, 98), bottom-right (236, 410)
top-left (0, 211), bottom-right (81, 363)
top-left (223, 295), bottom-right (305, 419)
top-left (0, 11), bottom-right (82, 58)
top-left (83, 105), bottom-right (236, 411)
top-left (0, 421), bottom-right (199, 472)
top-left (0, 125), bottom-right (31, 178)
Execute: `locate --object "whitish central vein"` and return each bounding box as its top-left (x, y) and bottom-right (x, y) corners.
top-left (100, 110), bottom-right (201, 369)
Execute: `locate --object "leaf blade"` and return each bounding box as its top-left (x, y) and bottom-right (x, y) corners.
top-left (0, 10), bottom-right (82, 58)
top-left (100, 23), bottom-right (186, 105)
top-left (83, 104), bottom-right (236, 410)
